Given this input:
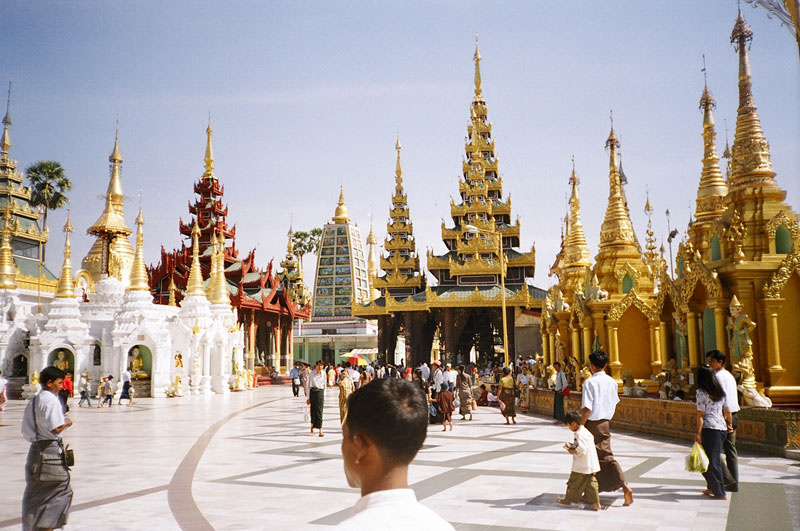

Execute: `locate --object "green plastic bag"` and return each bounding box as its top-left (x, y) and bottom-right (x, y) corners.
top-left (685, 442), bottom-right (709, 473)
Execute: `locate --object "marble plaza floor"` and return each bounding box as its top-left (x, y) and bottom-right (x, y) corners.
top-left (1, 386), bottom-right (799, 531)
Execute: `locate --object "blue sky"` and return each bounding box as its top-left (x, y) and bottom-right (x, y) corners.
top-left (1, 1), bottom-right (798, 288)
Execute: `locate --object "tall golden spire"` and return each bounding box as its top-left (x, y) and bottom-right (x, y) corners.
top-left (695, 64), bottom-right (728, 221)
top-left (202, 119), bottom-right (216, 180)
top-left (167, 274), bottom-right (177, 306)
top-left (598, 120), bottom-right (637, 249)
top-left (562, 159), bottom-right (591, 268)
top-left (127, 206), bottom-right (150, 291)
top-left (185, 220), bottom-right (206, 297)
top-left (1, 82), bottom-right (11, 158)
top-left (729, 8), bottom-right (776, 188)
top-left (56, 213), bottom-right (75, 298)
top-left (87, 126), bottom-right (131, 236)
top-left (473, 36), bottom-right (482, 97)
top-left (332, 185), bottom-right (351, 223)
top-left (206, 230), bottom-right (219, 300)
top-left (0, 205), bottom-right (17, 290)
top-left (209, 225), bottom-right (229, 305)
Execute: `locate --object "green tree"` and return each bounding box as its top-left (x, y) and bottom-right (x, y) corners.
top-left (25, 160), bottom-right (72, 264)
top-left (292, 227), bottom-right (322, 273)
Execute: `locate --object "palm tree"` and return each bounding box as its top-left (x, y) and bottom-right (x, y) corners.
top-left (292, 227), bottom-right (322, 274)
top-left (25, 160), bottom-right (71, 264)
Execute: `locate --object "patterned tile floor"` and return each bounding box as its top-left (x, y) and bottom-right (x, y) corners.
top-left (1, 386), bottom-right (798, 530)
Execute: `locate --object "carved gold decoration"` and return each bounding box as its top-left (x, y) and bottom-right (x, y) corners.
top-left (762, 248), bottom-right (800, 299)
top-left (764, 210), bottom-right (799, 239)
top-left (607, 289), bottom-right (655, 321)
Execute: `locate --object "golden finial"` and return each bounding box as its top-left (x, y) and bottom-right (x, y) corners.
top-left (729, 8), bottom-right (775, 187)
top-left (332, 185), bottom-right (351, 223)
top-left (695, 67), bottom-right (728, 221)
top-left (56, 211), bottom-right (76, 298)
top-left (562, 159), bottom-right (591, 268)
top-left (395, 134), bottom-right (403, 183)
top-left (473, 34), bottom-right (482, 96)
top-left (127, 204), bottom-right (150, 291)
top-left (167, 273), bottom-right (177, 306)
top-left (110, 116), bottom-right (123, 163)
top-left (88, 124), bottom-right (130, 237)
top-left (185, 219), bottom-right (206, 297)
top-left (0, 204), bottom-right (17, 290)
top-left (1, 82), bottom-right (11, 157)
top-left (203, 116), bottom-right (215, 180)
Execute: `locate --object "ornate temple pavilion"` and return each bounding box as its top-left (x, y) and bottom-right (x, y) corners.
top-left (0, 91), bottom-right (58, 300)
top-left (545, 9), bottom-right (800, 404)
top-left (353, 44), bottom-right (545, 367)
top-left (148, 123), bottom-right (310, 373)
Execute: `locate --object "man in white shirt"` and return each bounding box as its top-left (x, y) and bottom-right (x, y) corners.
top-left (580, 351), bottom-right (634, 506)
top-left (337, 378), bottom-right (454, 530)
top-left (444, 363), bottom-right (457, 392)
top-left (707, 349), bottom-right (739, 492)
top-left (431, 361), bottom-right (443, 397)
top-left (21, 366), bottom-right (73, 530)
top-left (419, 362), bottom-right (430, 381)
top-left (553, 361), bottom-right (568, 423)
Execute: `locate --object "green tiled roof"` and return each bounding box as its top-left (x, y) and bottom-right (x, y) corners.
top-left (13, 256), bottom-right (57, 280)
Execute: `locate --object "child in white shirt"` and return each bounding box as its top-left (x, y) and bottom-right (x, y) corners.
top-left (557, 411), bottom-right (601, 510)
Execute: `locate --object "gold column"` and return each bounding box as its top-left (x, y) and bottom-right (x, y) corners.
top-left (547, 329), bottom-right (556, 365)
top-left (581, 320), bottom-right (592, 363)
top-left (248, 310), bottom-right (256, 371)
top-left (571, 327), bottom-right (580, 359)
top-left (712, 304), bottom-right (728, 356)
top-left (607, 323), bottom-right (622, 380)
top-left (287, 319), bottom-right (294, 374)
top-left (542, 330), bottom-right (550, 364)
top-left (687, 310), bottom-right (699, 368)
top-left (648, 320), bottom-right (663, 372)
top-left (761, 299), bottom-right (786, 386)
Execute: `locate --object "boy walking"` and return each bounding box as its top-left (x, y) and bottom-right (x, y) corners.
top-left (558, 411), bottom-right (601, 511)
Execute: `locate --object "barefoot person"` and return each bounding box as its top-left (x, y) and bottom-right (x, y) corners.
top-left (580, 351), bottom-right (634, 506)
top-left (558, 411), bottom-right (601, 511)
top-left (308, 360), bottom-right (327, 437)
top-left (21, 366), bottom-right (74, 531)
top-left (337, 378), bottom-right (453, 530)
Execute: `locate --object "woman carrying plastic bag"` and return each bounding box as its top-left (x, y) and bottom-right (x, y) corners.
top-left (694, 365), bottom-right (733, 500)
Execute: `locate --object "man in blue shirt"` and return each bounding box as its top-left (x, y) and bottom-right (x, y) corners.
top-left (289, 363), bottom-right (301, 397)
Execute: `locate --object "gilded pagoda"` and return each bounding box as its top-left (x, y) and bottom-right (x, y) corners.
top-left (149, 123), bottom-right (310, 372)
top-left (353, 44), bottom-right (543, 366)
top-left (0, 89), bottom-right (58, 294)
top-left (545, 10), bottom-right (800, 404)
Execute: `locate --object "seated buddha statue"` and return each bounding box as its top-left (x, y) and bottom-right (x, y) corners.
top-left (130, 347), bottom-right (148, 378)
top-left (54, 350), bottom-right (70, 372)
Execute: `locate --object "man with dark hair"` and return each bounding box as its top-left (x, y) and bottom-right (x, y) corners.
top-left (338, 378), bottom-right (453, 529)
top-left (706, 349), bottom-right (739, 492)
top-left (581, 351), bottom-right (634, 506)
top-left (21, 366), bottom-right (73, 530)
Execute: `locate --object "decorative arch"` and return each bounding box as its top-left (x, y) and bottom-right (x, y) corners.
top-left (608, 289), bottom-right (654, 321)
top-left (763, 249), bottom-right (800, 299)
top-left (764, 210), bottom-right (799, 239)
top-left (679, 261), bottom-right (722, 306)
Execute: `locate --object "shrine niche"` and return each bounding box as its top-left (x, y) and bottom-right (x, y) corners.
top-left (12, 353), bottom-right (27, 377)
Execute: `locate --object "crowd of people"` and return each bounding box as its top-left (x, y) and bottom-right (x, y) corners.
top-left (18, 348), bottom-right (743, 529)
